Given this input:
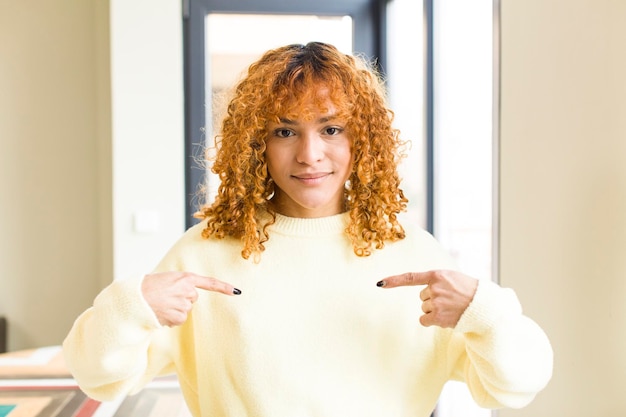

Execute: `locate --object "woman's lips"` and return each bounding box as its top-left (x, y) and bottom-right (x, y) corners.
top-left (292, 172), bottom-right (331, 184)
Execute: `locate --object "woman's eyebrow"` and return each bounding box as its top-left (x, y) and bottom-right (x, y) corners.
top-left (277, 114), bottom-right (339, 125)
top-left (317, 115), bottom-right (339, 124)
top-left (277, 117), bottom-right (296, 125)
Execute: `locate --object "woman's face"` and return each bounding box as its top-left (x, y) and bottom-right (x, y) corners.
top-left (265, 93), bottom-right (352, 218)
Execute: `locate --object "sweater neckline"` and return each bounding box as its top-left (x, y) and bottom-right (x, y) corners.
top-left (269, 212), bottom-right (349, 237)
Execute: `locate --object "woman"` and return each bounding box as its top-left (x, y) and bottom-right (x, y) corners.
top-left (63, 42), bottom-right (552, 417)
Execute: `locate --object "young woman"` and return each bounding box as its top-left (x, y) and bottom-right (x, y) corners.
top-left (63, 42), bottom-right (552, 417)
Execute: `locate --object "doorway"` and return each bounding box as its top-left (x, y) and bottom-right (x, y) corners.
top-left (183, 0), bottom-right (383, 226)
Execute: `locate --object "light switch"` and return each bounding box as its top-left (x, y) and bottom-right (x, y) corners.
top-left (133, 210), bottom-right (160, 233)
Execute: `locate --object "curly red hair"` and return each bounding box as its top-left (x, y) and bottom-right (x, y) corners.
top-left (195, 42), bottom-right (408, 259)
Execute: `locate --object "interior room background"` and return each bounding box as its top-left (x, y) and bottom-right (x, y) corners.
top-left (1, 1), bottom-right (625, 416)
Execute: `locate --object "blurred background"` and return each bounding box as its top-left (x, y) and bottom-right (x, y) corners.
top-left (1, 0), bottom-right (625, 416)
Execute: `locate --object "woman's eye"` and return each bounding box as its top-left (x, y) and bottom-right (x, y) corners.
top-left (274, 129), bottom-right (294, 138)
top-left (324, 127), bottom-right (343, 135)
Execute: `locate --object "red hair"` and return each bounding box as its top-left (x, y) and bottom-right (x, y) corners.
top-left (195, 42), bottom-right (408, 259)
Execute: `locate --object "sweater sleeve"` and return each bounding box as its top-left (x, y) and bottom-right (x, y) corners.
top-left (445, 279), bottom-right (554, 409)
top-left (62, 276), bottom-right (176, 401)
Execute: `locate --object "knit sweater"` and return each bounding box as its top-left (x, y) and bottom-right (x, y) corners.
top-left (63, 213), bottom-right (553, 417)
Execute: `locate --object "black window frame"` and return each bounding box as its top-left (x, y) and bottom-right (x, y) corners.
top-left (182, 0), bottom-right (386, 227)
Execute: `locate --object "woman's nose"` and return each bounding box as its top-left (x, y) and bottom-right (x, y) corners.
top-left (296, 133), bottom-right (324, 165)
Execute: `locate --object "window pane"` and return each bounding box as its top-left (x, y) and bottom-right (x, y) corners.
top-left (386, 0), bottom-right (427, 228)
top-left (432, 1), bottom-right (494, 417)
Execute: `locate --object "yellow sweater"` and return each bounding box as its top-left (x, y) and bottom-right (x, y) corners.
top-left (63, 213), bottom-right (553, 417)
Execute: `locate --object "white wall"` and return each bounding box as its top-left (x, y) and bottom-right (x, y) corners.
top-left (499, 0), bottom-right (626, 415)
top-left (0, 0), bottom-right (110, 350)
top-left (0, 0), bottom-right (185, 350)
top-left (109, 0), bottom-right (185, 281)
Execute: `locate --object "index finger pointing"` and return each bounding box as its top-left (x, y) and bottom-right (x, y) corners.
top-left (377, 272), bottom-right (431, 289)
top-left (192, 275), bottom-right (242, 296)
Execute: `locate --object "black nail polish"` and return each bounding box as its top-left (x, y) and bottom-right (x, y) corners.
top-left (233, 288), bottom-right (242, 295)
top-left (376, 281), bottom-right (385, 287)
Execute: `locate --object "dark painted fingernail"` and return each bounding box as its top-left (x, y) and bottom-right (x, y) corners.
top-left (376, 281), bottom-right (385, 287)
top-left (233, 288), bottom-right (242, 295)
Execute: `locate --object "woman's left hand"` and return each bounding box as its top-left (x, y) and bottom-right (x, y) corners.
top-left (377, 270), bottom-right (479, 328)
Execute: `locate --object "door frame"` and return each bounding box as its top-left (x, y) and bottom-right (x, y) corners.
top-left (182, 0), bottom-right (385, 227)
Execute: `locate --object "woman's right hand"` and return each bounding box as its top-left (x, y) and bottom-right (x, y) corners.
top-left (141, 272), bottom-right (241, 327)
